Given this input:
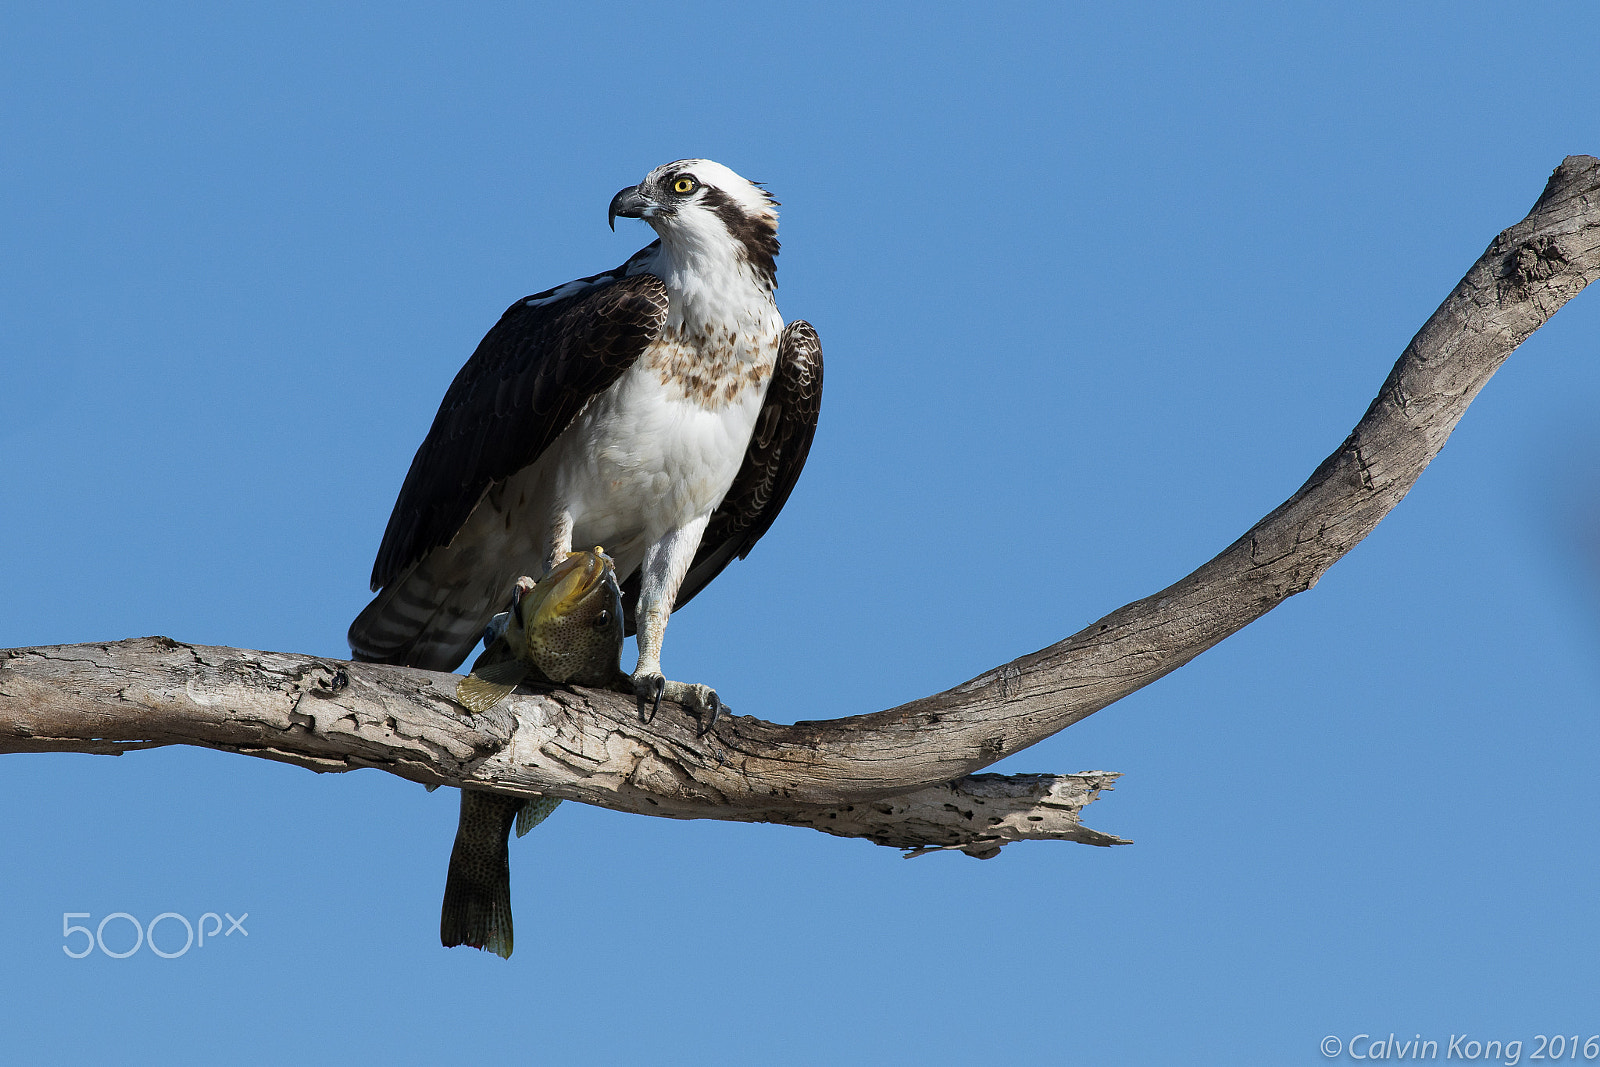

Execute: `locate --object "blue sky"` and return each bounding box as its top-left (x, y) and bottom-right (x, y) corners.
top-left (3, 4), bottom-right (1599, 1063)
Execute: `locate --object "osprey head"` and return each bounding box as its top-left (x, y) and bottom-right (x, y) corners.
top-left (609, 159), bottom-right (780, 284)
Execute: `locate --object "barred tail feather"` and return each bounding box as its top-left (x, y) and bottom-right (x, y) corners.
top-left (349, 552), bottom-right (511, 672)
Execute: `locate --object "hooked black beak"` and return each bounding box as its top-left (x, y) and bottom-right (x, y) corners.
top-left (608, 186), bottom-right (652, 231)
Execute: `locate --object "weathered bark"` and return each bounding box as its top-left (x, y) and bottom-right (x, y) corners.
top-left (3, 156), bottom-right (1598, 857)
top-left (0, 639), bottom-right (1126, 854)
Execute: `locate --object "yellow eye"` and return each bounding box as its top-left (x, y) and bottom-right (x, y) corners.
top-left (672, 176), bottom-right (696, 194)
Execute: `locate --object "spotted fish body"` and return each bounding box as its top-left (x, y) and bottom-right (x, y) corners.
top-left (455, 549), bottom-right (627, 712)
top-left (440, 550), bottom-right (625, 959)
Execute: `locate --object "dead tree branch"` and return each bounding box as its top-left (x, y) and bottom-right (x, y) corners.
top-left (4, 156), bottom-right (1598, 856)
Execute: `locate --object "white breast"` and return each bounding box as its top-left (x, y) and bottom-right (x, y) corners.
top-left (486, 230), bottom-right (783, 579)
top-left (556, 360), bottom-right (766, 545)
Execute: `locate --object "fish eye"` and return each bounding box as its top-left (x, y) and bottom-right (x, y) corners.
top-left (592, 609), bottom-right (611, 628)
top-left (670, 175), bottom-right (697, 195)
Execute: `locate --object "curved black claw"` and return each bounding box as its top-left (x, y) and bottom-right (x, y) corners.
top-left (647, 674), bottom-right (664, 724)
top-left (697, 692), bottom-right (723, 737)
top-left (632, 673), bottom-right (724, 732)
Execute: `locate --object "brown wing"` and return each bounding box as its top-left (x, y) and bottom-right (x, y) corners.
top-left (622, 319), bottom-right (823, 632)
top-left (369, 268), bottom-right (668, 592)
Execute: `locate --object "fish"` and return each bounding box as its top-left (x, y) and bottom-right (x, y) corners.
top-left (440, 548), bottom-right (625, 959)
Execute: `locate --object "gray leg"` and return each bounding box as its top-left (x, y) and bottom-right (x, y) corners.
top-left (629, 516), bottom-right (725, 733)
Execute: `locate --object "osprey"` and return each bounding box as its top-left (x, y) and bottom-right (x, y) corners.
top-left (349, 159), bottom-right (822, 721)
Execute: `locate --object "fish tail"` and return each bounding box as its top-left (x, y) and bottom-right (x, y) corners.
top-left (440, 790), bottom-right (522, 959)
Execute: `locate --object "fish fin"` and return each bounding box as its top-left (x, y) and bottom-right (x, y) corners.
top-left (515, 796), bottom-right (562, 837)
top-left (455, 660), bottom-right (529, 713)
top-left (468, 638), bottom-right (517, 675)
top-left (440, 791), bottom-right (521, 959)
top-left (474, 657), bottom-right (532, 687)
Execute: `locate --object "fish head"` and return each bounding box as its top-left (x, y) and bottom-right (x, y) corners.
top-left (518, 548), bottom-right (625, 686)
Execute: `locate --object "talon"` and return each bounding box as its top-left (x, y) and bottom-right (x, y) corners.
top-left (631, 672), bottom-right (667, 723)
top-left (698, 691), bottom-right (721, 737)
top-left (633, 674), bottom-right (727, 732)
